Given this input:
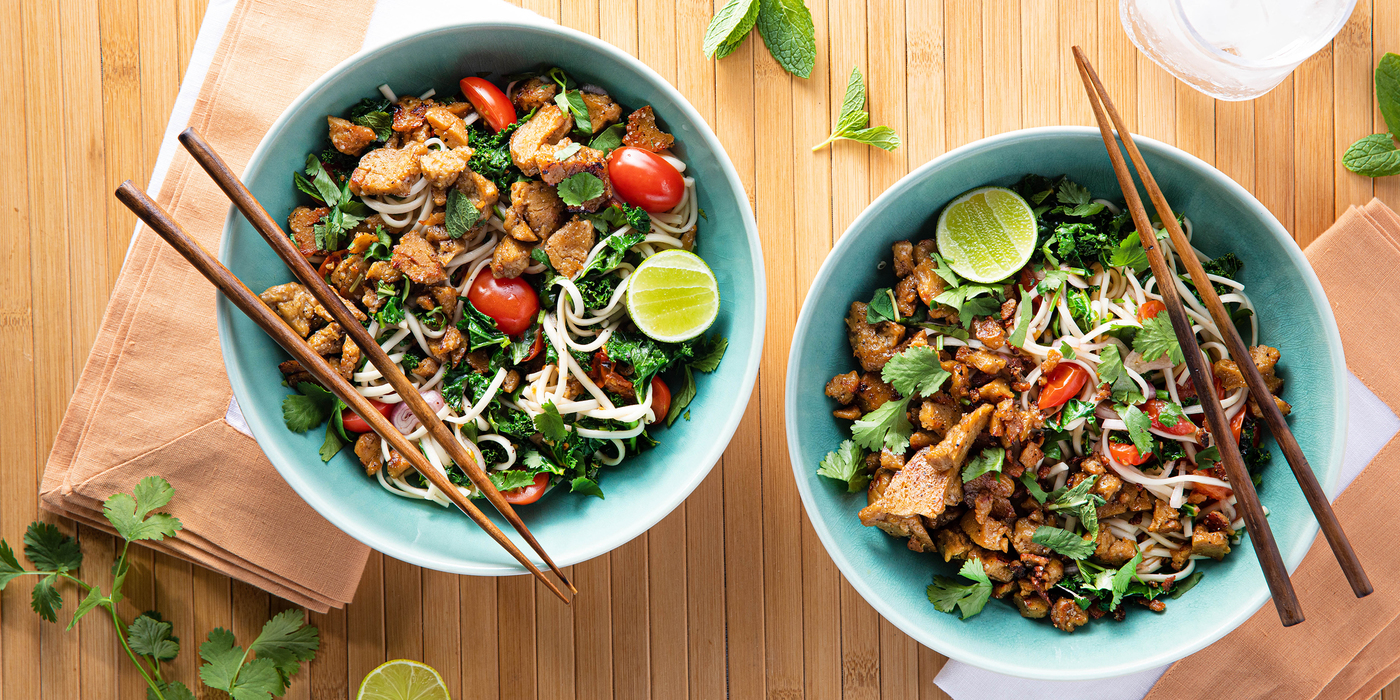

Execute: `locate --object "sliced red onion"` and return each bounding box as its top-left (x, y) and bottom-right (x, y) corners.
top-left (390, 389), bottom-right (447, 434)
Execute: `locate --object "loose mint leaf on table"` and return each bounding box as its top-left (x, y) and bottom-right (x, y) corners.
top-left (756, 0), bottom-right (816, 78)
top-left (881, 346), bottom-right (951, 398)
top-left (1342, 134), bottom-right (1400, 177)
top-left (927, 558), bottom-right (992, 619)
top-left (703, 0), bottom-right (760, 59)
top-left (1032, 525), bottom-right (1096, 560)
top-left (817, 439), bottom-right (868, 493)
top-left (812, 67), bottom-right (900, 151)
top-left (1376, 52), bottom-right (1400, 137)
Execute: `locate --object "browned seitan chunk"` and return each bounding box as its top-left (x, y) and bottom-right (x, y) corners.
top-left (390, 230), bottom-right (448, 285)
top-left (536, 140), bottom-right (612, 211)
top-left (510, 104), bottom-right (572, 176)
top-left (1093, 528), bottom-right (1139, 567)
top-left (858, 440), bottom-right (968, 526)
top-left (544, 216), bottom-right (595, 278)
top-left (355, 432), bottom-right (382, 475)
top-left (846, 301), bottom-right (905, 372)
top-left (892, 240), bottom-right (915, 277)
top-left (288, 206), bottom-right (330, 256)
top-left (349, 145), bottom-right (423, 197)
top-left (825, 371), bottom-right (859, 405)
top-left (490, 236), bottom-right (532, 278)
top-left (423, 105), bottom-right (471, 148)
top-left (972, 315), bottom-right (1006, 349)
top-left (956, 346), bottom-right (1008, 375)
top-left (893, 275), bottom-right (918, 318)
top-left (865, 469), bottom-right (935, 552)
top-left (1191, 527), bottom-right (1231, 560)
top-left (623, 105), bottom-right (674, 152)
top-left (386, 449), bottom-right (412, 479)
top-left (581, 91), bottom-right (622, 133)
top-left (260, 282), bottom-right (321, 337)
top-left (307, 323), bottom-right (344, 355)
top-left (419, 147), bottom-right (468, 189)
top-left (503, 180), bottom-right (566, 242)
top-left (853, 372), bottom-right (897, 413)
top-left (512, 77), bottom-right (558, 113)
top-left (959, 509), bottom-right (1011, 552)
top-left (427, 326), bottom-right (467, 366)
top-left (918, 399), bottom-right (961, 437)
top-left (338, 336), bottom-right (361, 380)
top-left (925, 403), bottom-right (994, 472)
top-left (454, 168), bottom-right (500, 220)
top-left (391, 97), bottom-right (427, 132)
top-left (328, 253), bottom-right (369, 299)
top-left (328, 116), bottom-right (376, 156)
top-left (366, 260), bottom-right (402, 284)
top-left (1050, 598), bottom-right (1089, 633)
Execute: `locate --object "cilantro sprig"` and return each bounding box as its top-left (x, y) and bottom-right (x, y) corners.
top-left (927, 558), bottom-right (993, 619)
top-left (0, 477), bottom-right (318, 700)
top-left (817, 439), bottom-right (869, 492)
top-left (1045, 475), bottom-right (1106, 539)
top-left (812, 67), bottom-right (901, 152)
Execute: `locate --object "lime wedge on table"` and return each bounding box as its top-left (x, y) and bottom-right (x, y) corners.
top-left (357, 660), bottom-right (450, 700)
top-left (627, 249), bottom-right (720, 343)
top-left (935, 186), bottom-right (1037, 283)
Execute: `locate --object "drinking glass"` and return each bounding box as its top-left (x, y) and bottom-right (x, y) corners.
top-left (1120, 0), bottom-right (1358, 101)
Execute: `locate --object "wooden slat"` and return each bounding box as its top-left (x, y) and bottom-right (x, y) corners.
top-left (382, 558), bottom-right (423, 662)
top-left (983, 0), bottom-right (1021, 137)
top-left (944, 0), bottom-right (983, 149)
top-left (1021, 0), bottom-right (1059, 129)
top-left (190, 566), bottom-right (231, 700)
top-left (459, 573), bottom-right (501, 700)
top-left (571, 556), bottom-right (611, 700)
top-left (536, 569), bottom-right (575, 700)
top-left (77, 530), bottom-right (119, 699)
top-left (421, 570), bottom-right (462, 699)
top-left (346, 554), bottom-right (385, 692)
top-left (308, 606), bottom-right (348, 700)
top-left (1375, 0), bottom-right (1400, 208)
top-left (1058, 0), bottom-right (1096, 126)
top-left (1295, 46), bottom-right (1336, 247)
top-left (1335, 0), bottom-right (1374, 216)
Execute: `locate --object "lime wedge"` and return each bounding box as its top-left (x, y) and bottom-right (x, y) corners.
top-left (626, 249), bottom-right (720, 343)
top-left (935, 186), bottom-right (1038, 283)
top-left (357, 660), bottom-right (450, 700)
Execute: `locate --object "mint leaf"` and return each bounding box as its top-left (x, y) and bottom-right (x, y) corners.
top-left (1168, 571), bottom-right (1204, 599)
top-left (851, 397), bottom-right (913, 454)
top-left (445, 188), bottom-right (481, 239)
top-left (881, 346), bottom-right (950, 398)
top-left (23, 522), bottom-right (82, 573)
top-left (557, 172), bottom-right (605, 207)
top-left (927, 558), bottom-right (992, 619)
top-left (756, 0), bottom-right (816, 78)
top-left (689, 336), bottom-right (728, 373)
top-left (588, 123), bottom-right (626, 154)
top-left (534, 401), bottom-right (568, 442)
top-left (1047, 475), bottom-right (1105, 539)
top-left (817, 439), bottom-right (868, 493)
top-left (703, 0), bottom-right (760, 59)
top-left (554, 91), bottom-right (591, 133)
top-left (1342, 133), bottom-right (1400, 177)
top-left (961, 447), bottom-right (1005, 483)
top-left (570, 477), bottom-right (605, 499)
top-left (1377, 52), bottom-right (1400, 137)
top-left (1031, 525), bottom-right (1095, 560)
top-left (865, 287), bottom-right (898, 323)
top-left (304, 155), bottom-right (342, 207)
top-left (667, 366), bottom-right (697, 428)
top-left (812, 66), bottom-right (899, 151)
top-left (1019, 472), bottom-right (1048, 504)
top-left (1110, 549), bottom-right (1145, 610)
top-left (1133, 315), bottom-right (1183, 365)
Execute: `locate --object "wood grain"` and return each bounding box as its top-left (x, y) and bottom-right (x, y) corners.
top-left (5, 0), bottom-right (1400, 697)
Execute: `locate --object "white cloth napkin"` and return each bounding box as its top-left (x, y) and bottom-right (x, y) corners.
top-left (935, 371), bottom-right (1400, 698)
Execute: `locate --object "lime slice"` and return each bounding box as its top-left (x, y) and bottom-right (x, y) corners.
top-left (935, 186), bottom-right (1038, 283)
top-left (357, 660), bottom-right (450, 700)
top-left (626, 249), bottom-right (720, 342)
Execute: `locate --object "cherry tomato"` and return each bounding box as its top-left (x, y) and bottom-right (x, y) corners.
top-left (607, 146), bottom-right (685, 212)
top-left (1109, 441), bottom-right (1151, 466)
top-left (341, 400), bottom-right (395, 434)
top-left (523, 332), bottom-right (544, 362)
top-left (317, 250), bottom-right (345, 276)
top-left (1144, 398), bottom-right (1197, 437)
top-left (459, 77), bottom-right (517, 132)
top-left (502, 472), bottom-right (550, 505)
top-left (1018, 266), bottom-right (1038, 292)
top-left (1178, 372), bottom-right (1225, 402)
top-left (650, 377), bottom-right (672, 424)
top-left (1037, 363), bottom-right (1090, 410)
top-left (468, 269), bottom-right (539, 336)
top-left (1137, 299), bottom-right (1166, 321)
top-left (1191, 468), bottom-right (1233, 501)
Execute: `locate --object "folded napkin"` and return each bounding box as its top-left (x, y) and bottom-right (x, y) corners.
top-left (936, 198), bottom-right (1400, 699)
top-left (40, 0), bottom-right (546, 612)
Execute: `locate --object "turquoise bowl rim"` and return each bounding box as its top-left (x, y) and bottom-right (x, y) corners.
top-left (785, 126), bottom-right (1347, 680)
top-left (216, 19), bottom-right (766, 575)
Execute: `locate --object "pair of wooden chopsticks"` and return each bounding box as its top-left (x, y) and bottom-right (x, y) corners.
top-left (114, 129), bottom-right (574, 603)
top-left (1072, 47), bottom-right (1371, 626)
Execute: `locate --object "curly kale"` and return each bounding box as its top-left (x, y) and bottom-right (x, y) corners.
top-left (467, 122), bottom-right (523, 192)
top-left (1016, 174), bottom-right (1132, 269)
top-left (576, 274), bottom-right (620, 309)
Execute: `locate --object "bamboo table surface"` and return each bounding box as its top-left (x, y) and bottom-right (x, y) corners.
top-left (3, 0), bottom-right (1399, 698)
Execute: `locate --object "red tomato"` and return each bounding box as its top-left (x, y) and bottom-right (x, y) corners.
top-left (468, 269), bottom-right (539, 336)
top-left (523, 332), bottom-right (544, 362)
top-left (317, 250), bottom-right (345, 276)
top-left (650, 377), bottom-right (671, 424)
top-left (1109, 441), bottom-right (1151, 466)
top-left (502, 473), bottom-right (550, 505)
top-left (607, 146), bottom-right (685, 212)
top-left (1037, 363), bottom-right (1090, 410)
top-left (1229, 409), bottom-right (1250, 446)
top-left (1144, 398), bottom-right (1196, 437)
top-left (1137, 299), bottom-right (1166, 321)
top-left (1191, 469), bottom-right (1233, 501)
top-left (1178, 372), bottom-right (1225, 402)
top-left (459, 77), bottom-right (516, 132)
top-left (341, 400), bottom-right (395, 434)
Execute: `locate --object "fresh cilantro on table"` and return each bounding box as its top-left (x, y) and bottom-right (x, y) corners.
top-left (817, 439), bottom-right (868, 492)
top-left (812, 66), bottom-right (900, 151)
top-left (1343, 53), bottom-right (1400, 177)
top-left (1031, 525), bottom-right (1096, 560)
top-left (1133, 314), bottom-right (1184, 365)
top-left (881, 346), bottom-right (950, 398)
top-left (927, 558), bottom-right (993, 619)
top-left (961, 447), bottom-right (1005, 483)
top-left (557, 172), bottom-right (606, 207)
top-left (0, 478), bottom-right (317, 700)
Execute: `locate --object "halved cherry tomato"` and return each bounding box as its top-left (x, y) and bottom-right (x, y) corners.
top-left (1109, 441), bottom-right (1151, 466)
top-left (650, 377), bottom-right (671, 424)
top-left (468, 269), bottom-right (539, 336)
top-left (1137, 299), bottom-right (1166, 321)
top-left (1144, 398), bottom-right (1196, 437)
top-left (1177, 372), bottom-right (1224, 402)
top-left (523, 331), bottom-right (544, 362)
top-left (341, 399), bottom-right (395, 434)
top-left (502, 472), bottom-right (550, 505)
top-left (317, 250), bottom-right (345, 276)
top-left (607, 146), bottom-right (685, 212)
top-left (1191, 468), bottom-right (1233, 501)
top-left (459, 77), bottom-right (517, 132)
top-left (1037, 363), bottom-right (1090, 410)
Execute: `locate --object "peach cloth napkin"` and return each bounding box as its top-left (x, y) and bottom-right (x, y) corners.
top-left (39, 0), bottom-right (389, 612)
top-left (1142, 198), bottom-right (1400, 700)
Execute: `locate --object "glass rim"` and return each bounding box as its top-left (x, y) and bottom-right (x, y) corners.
top-left (1169, 0), bottom-right (1359, 70)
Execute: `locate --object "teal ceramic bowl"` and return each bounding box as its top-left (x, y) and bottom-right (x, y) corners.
top-left (218, 21), bottom-right (763, 575)
top-left (786, 127), bottom-right (1346, 679)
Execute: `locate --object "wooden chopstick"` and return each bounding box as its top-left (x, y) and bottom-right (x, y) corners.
top-left (1071, 47), bottom-right (1372, 600)
top-left (176, 129), bottom-right (576, 596)
top-left (113, 181), bottom-right (570, 604)
top-left (1071, 49), bottom-right (1304, 626)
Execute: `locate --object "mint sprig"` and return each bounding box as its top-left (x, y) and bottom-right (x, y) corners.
top-left (812, 67), bottom-right (900, 152)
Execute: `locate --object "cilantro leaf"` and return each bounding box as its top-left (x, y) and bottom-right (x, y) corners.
top-left (817, 439), bottom-right (868, 493)
top-left (199, 629), bottom-right (248, 693)
top-left (926, 558), bottom-right (993, 619)
top-left (881, 346), bottom-right (950, 398)
top-left (755, 0), bottom-right (817, 78)
top-left (489, 469), bottom-right (544, 492)
top-left (1096, 345), bottom-right (1144, 405)
top-left (557, 172), bottom-right (606, 207)
top-left (0, 540), bottom-right (26, 590)
top-left (1018, 472), bottom-right (1048, 504)
top-left (934, 284), bottom-right (1001, 327)
top-left (249, 609), bottom-right (319, 692)
top-left (570, 477), bottom-right (605, 498)
top-left (67, 585), bottom-right (104, 631)
top-left (1119, 404), bottom-right (1155, 456)
top-left (282, 383), bottom-right (335, 433)
top-left (929, 251), bottom-right (961, 287)
top-left (1057, 179), bottom-right (1091, 206)
top-left (103, 476), bottom-right (182, 543)
top-left (445, 189), bottom-right (482, 239)
top-left (23, 522), bottom-right (82, 573)
top-left (851, 397), bottom-right (913, 454)
top-left (703, 0), bottom-right (760, 59)
top-left (1168, 571), bottom-right (1204, 599)
top-left (155, 681), bottom-right (197, 700)
top-left (812, 67), bottom-right (899, 151)
top-left (961, 447), bottom-right (1005, 483)
top-left (128, 612), bottom-right (180, 662)
top-left (1109, 233), bottom-right (1150, 273)
top-left (1031, 525), bottom-right (1095, 560)
top-left (31, 574), bottom-right (62, 622)
top-left (1110, 549), bottom-right (1145, 610)
top-left (1153, 401), bottom-right (1186, 428)
top-left (1194, 445), bottom-right (1222, 468)
top-left (1133, 314), bottom-right (1184, 365)
top-left (1046, 475), bottom-right (1105, 538)
top-left (319, 424), bottom-right (345, 463)
top-left (1059, 341), bottom-right (1076, 360)
top-left (534, 402), bottom-right (568, 442)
